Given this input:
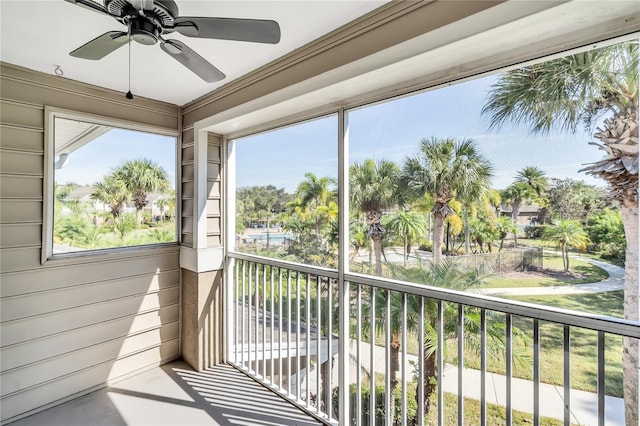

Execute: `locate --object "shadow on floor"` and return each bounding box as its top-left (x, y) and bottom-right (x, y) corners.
top-left (9, 360), bottom-right (323, 426)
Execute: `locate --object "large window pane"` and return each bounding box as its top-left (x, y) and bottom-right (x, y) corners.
top-left (52, 116), bottom-right (176, 256)
top-left (234, 115), bottom-right (338, 267)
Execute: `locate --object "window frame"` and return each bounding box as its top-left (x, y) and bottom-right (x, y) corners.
top-left (42, 106), bottom-right (180, 264)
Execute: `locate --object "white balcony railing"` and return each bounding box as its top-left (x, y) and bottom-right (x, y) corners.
top-left (227, 251), bottom-right (639, 425)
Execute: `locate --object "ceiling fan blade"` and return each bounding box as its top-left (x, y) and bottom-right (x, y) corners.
top-left (173, 17), bottom-right (281, 44)
top-left (160, 39), bottom-right (226, 83)
top-left (64, 0), bottom-right (110, 16)
top-left (70, 31), bottom-right (129, 60)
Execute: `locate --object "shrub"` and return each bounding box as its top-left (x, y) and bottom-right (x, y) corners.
top-left (332, 383), bottom-right (417, 425)
top-left (524, 225), bottom-right (544, 239)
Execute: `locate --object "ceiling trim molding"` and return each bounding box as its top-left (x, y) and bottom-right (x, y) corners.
top-left (0, 62), bottom-right (178, 118)
top-left (181, 0), bottom-right (505, 115)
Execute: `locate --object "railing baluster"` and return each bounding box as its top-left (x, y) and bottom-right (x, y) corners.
top-left (269, 265), bottom-right (275, 384)
top-left (296, 272), bottom-right (302, 401)
top-left (327, 278), bottom-right (334, 420)
top-left (417, 296), bottom-right (425, 426)
top-left (401, 292), bottom-right (407, 426)
top-left (356, 283), bottom-right (362, 426)
top-left (534, 319), bottom-right (540, 426)
top-left (506, 313), bottom-right (513, 425)
top-left (262, 264), bottom-right (267, 379)
top-left (256, 263), bottom-right (261, 377)
top-left (278, 268), bottom-right (283, 391)
top-left (458, 304), bottom-right (464, 426)
top-left (385, 290), bottom-right (391, 426)
top-left (437, 300), bottom-right (444, 426)
top-left (564, 325), bottom-right (570, 426)
top-left (287, 269), bottom-right (292, 395)
top-left (306, 274), bottom-right (312, 407)
top-left (248, 261), bottom-right (253, 372)
top-left (241, 260), bottom-right (246, 367)
top-left (234, 260), bottom-right (239, 363)
top-left (597, 331), bottom-right (605, 426)
top-left (480, 309), bottom-right (486, 425)
top-left (316, 276), bottom-right (321, 413)
top-left (370, 286), bottom-right (376, 426)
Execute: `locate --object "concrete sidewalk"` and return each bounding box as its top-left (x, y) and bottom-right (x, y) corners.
top-left (347, 341), bottom-right (624, 425)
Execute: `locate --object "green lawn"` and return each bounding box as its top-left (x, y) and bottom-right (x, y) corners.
top-left (451, 291), bottom-right (624, 397)
top-left (425, 393), bottom-right (571, 426)
top-left (485, 254), bottom-right (608, 288)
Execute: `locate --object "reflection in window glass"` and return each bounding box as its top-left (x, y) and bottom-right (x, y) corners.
top-left (53, 117), bottom-right (176, 254)
top-left (234, 115), bottom-right (338, 267)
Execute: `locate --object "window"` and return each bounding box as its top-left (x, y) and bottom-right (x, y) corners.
top-left (232, 115), bottom-right (338, 267)
top-left (43, 109), bottom-right (178, 261)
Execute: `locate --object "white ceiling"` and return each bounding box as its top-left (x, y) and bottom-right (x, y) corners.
top-left (0, 0), bottom-right (389, 106)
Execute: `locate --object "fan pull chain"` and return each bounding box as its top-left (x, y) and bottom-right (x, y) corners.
top-left (126, 36), bottom-right (133, 100)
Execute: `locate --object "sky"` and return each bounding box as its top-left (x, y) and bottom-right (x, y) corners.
top-left (55, 72), bottom-right (606, 194)
top-left (235, 74), bottom-right (606, 193)
top-left (55, 126), bottom-right (176, 188)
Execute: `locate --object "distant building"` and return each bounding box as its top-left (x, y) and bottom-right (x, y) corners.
top-left (500, 203), bottom-right (541, 226)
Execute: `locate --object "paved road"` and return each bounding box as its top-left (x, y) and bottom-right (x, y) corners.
top-left (480, 257), bottom-right (624, 296)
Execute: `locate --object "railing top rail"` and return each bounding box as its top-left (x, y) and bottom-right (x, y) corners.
top-left (346, 271), bottom-right (640, 339)
top-left (229, 251), bottom-right (340, 279)
top-left (228, 251), bottom-right (639, 339)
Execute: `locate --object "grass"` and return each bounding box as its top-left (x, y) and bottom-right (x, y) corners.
top-left (376, 291), bottom-right (624, 398)
top-left (447, 291), bottom-right (624, 397)
top-left (425, 393), bottom-right (572, 425)
top-left (484, 254), bottom-right (608, 288)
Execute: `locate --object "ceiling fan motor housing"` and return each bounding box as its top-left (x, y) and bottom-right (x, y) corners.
top-left (104, 0), bottom-right (179, 45)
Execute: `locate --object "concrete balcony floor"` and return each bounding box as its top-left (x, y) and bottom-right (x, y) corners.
top-left (8, 360), bottom-right (323, 426)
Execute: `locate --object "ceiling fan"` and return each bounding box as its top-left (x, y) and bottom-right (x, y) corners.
top-left (64, 0), bottom-right (281, 82)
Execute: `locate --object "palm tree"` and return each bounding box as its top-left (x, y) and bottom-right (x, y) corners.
top-left (496, 216), bottom-right (518, 251)
top-left (403, 137), bottom-right (493, 263)
top-left (112, 159), bottom-right (170, 226)
top-left (515, 166), bottom-right (548, 197)
top-left (384, 210), bottom-right (427, 267)
top-left (364, 260), bottom-right (508, 418)
top-left (350, 159), bottom-right (402, 276)
top-left (91, 175), bottom-right (130, 222)
top-left (296, 173), bottom-right (337, 239)
top-left (501, 182), bottom-right (535, 247)
top-left (543, 219), bottom-right (589, 271)
top-left (482, 40), bottom-right (638, 420)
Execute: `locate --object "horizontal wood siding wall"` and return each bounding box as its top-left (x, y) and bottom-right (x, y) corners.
top-left (207, 134), bottom-right (222, 247)
top-left (0, 63), bottom-right (181, 424)
top-left (181, 127), bottom-right (194, 247)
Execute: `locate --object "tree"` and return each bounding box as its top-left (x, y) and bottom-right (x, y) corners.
top-left (384, 210), bottom-right (427, 266)
top-left (588, 208), bottom-right (626, 262)
top-left (92, 175), bottom-right (130, 222)
top-left (403, 137), bottom-right (493, 263)
top-left (111, 159), bottom-right (170, 226)
top-left (482, 40), bottom-right (638, 420)
top-left (501, 182), bottom-right (535, 247)
top-left (350, 159), bottom-right (402, 276)
top-left (543, 219), bottom-right (589, 271)
top-left (495, 216), bottom-right (518, 252)
top-left (296, 173), bottom-right (337, 239)
top-left (541, 178), bottom-right (610, 224)
top-left (370, 260), bottom-right (510, 417)
top-left (515, 166), bottom-right (548, 197)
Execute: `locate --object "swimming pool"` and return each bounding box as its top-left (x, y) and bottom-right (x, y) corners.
top-left (246, 234), bottom-right (293, 243)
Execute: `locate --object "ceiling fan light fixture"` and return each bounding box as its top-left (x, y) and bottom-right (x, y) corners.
top-left (129, 18), bottom-right (159, 45)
